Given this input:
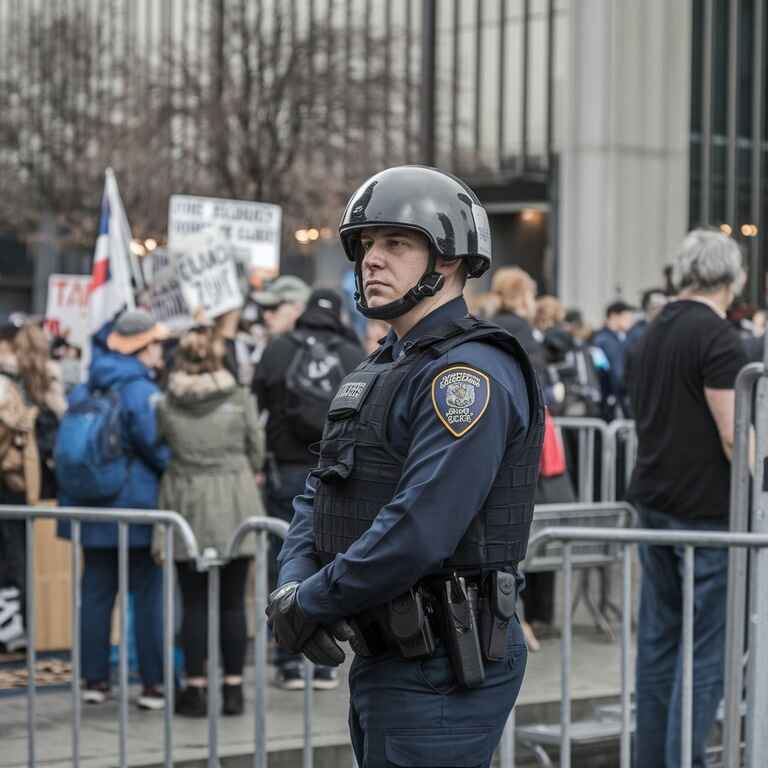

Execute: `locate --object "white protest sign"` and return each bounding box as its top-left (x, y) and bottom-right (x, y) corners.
top-left (168, 195), bottom-right (281, 281)
top-left (146, 248), bottom-right (193, 331)
top-left (44, 274), bottom-right (90, 349)
top-left (172, 228), bottom-right (244, 319)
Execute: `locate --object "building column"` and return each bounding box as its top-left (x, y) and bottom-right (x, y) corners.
top-left (558, 0), bottom-right (691, 324)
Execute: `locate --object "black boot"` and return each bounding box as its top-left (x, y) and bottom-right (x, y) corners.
top-left (175, 686), bottom-right (207, 717)
top-left (222, 683), bottom-right (244, 716)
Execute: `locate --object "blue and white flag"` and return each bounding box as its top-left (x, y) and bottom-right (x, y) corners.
top-left (87, 168), bottom-right (135, 335)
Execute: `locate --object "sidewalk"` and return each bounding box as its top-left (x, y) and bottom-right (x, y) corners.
top-left (0, 628), bottom-right (633, 767)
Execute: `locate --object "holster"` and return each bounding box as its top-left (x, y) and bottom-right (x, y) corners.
top-left (440, 574), bottom-right (485, 688)
top-left (387, 586), bottom-right (436, 659)
top-left (479, 571), bottom-right (518, 662)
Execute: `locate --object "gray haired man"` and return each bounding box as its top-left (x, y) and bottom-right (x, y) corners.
top-left (625, 229), bottom-right (748, 767)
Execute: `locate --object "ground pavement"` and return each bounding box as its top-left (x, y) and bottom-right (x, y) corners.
top-left (0, 627), bottom-right (633, 767)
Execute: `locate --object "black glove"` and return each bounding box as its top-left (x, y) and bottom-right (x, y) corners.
top-left (300, 621), bottom-right (355, 667)
top-left (266, 581), bottom-right (317, 654)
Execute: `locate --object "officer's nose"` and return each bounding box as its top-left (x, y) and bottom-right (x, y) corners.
top-left (362, 242), bottom-right (386, 272)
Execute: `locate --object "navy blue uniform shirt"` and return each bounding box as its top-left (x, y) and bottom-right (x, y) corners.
top-left (277, 296), bottom-right (531, 624)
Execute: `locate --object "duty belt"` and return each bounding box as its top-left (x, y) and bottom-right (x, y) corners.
top-left (345, 571), bottom-right (520, 689)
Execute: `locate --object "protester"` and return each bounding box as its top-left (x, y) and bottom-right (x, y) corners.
top-left (626, 229), bottom-right (748, 767)
top-left (626, 288), bottom-right (668, 351)
top-left (155, 324), bottom-right (265, 717)
top-left (252, 282), bottom-right (364, 689)
top-left (490, 268), bottom-right (575, 649)
top-left (592, 300), bottom-right (635, 419)
top-left (0, 317), bottom-right (67, 651)
top-left (534, 294), bottom-right (566, 335)
top-left (56, 310), bottom-right (170, 710)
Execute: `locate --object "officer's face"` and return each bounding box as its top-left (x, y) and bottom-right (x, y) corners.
top-left (359, 227), bottom-right (431, 308)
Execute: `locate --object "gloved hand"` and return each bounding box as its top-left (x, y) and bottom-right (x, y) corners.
top-left (300, 620), bottom-right (355, 666)
top-left (266, 582), bottom-right (317, 654)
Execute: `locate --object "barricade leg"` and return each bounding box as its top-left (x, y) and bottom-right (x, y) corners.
top-left (71, 521), bottom-right (82, 767)
top-left (162, 526), bottom-right (175, 768)
top-left (560, 543), bottom-right (573, 768)
top-left (681, 546), bottom-right (694, 768)
top-left (746, 545), bottom-right (768, 767)
top-left (304, 659), bottom-right (314, 768)
top-left (253, 532), bottom-right (268, 768)
top-left (26, 518), bottom-right (36, 768)
top-left (118, 523), bottom-right (129, 768)
top-left (620, 545), bottom-right (632, 768)
top-left (208, 560), bottom-right (221, 768)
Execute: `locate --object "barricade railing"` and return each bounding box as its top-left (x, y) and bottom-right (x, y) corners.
top-left (0, 505), bottom-right (198, 768)
top-left (552, 417), bottom-right (610, 502)
top-left (603, 419), bottom-right (637, 503)
top-left (523, 525), bottom-right (768, 768)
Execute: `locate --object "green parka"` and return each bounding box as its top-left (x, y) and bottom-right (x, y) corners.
top-left (155, 368), bottom-right (265, 560)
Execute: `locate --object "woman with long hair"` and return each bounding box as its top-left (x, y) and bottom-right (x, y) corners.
top-left (156, 324), bottom-right (265, 717)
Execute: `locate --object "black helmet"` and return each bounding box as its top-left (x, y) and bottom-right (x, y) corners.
top-left (339, 165), bottom-right (492, 320)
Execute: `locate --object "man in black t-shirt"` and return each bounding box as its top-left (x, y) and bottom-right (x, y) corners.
top-left (625, 229), bottom-right (747, 768)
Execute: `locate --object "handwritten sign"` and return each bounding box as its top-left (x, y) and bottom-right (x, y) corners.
top-left (44, 274), bottom-right (90, 349)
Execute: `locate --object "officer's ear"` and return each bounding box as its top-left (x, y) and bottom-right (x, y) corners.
top-left (436, 256), bottom-right (467, 288)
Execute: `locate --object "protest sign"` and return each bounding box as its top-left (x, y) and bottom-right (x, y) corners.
top-left (145, 248), bottom-right (193, 331)
top-left (44, 274), bottom-right (90, 349)
top-left (172, 229), bottom-right (244, 319)
top-left (168, 195), bottom-right (281, 282)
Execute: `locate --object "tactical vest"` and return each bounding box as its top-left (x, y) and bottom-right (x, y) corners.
top-left (312, 316), bottom-right (545, 574)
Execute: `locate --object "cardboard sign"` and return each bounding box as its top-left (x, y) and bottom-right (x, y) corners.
top-left (172, 229), bottom-right (244, 319)
top-left (146, 248), bottom-right (194, 331)
top-left (44, 274), bottom-right (90, 349)
top-left (168, 195), bottom-right (281, 282)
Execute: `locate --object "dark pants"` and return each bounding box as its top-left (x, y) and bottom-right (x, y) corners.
top-left (267, 464), bottom-right (311, 669)
top-left (0, 518), bottom-right (26, 623)
top-left (349, 618), bottom-right (527, 768)
top-left (634, 507), bottom-right (728, 768)
top-left (81, 547), bottom-right (164, 687)
top-left (176, 557), bottom-right (250, 678)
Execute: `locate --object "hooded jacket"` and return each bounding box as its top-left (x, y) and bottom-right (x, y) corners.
top-left (155, 369), bottom-right (265, 560)
top-left (57, 349), bottom-right (170, 548)
top-left (252, 307), bottom-right (365, 465)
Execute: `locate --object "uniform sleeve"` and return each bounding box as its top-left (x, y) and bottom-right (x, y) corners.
top-left (702, 325), bottom-right (749, 389)
top-left (297, 361), bottom-right (529, 624)
top-left (277, 473), bottom-right (325, 585)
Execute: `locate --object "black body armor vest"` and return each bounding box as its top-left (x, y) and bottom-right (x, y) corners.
top-left (311, 316), bottom-right (545, 573)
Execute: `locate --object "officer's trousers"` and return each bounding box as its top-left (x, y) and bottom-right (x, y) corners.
top-left (348, 617), bottom-right (527, 768)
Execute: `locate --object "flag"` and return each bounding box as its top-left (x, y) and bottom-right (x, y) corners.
top-left (88, 168), bottom-right (135, 334)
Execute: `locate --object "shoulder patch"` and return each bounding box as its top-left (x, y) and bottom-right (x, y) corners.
top-left (431, 365), bottom-right (490, 438)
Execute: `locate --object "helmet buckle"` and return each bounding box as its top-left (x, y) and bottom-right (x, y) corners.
top-left (416, 272), bottom-right (444, 298)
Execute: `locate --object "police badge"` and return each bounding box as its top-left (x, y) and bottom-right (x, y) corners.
top-left (431, 365), bottom-right (490, 438)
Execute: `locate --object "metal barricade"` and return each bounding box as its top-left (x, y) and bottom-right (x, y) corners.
top-left (553, 417), bottom-right (610, 502)
top-left (226, 515), bottom-right (315, 768)
top-left (522, 525), bottom-right (768, 768)
top-left (0, 505), bottom-right (198, 768)
top-left (604, 419), bottom-right (637, 503)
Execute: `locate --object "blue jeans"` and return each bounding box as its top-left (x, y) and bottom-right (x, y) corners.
top-left (634, 507), bottom-right (728, 768)
top-left (81, 547), bottom-right (164, 687)
top-left (349, 617), bottom-right (527, 768)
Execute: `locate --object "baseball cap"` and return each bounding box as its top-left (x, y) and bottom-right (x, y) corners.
top-left (605, 300), bottom-right (636, 317)
top-left (251, 275), bottom-right (311, 308)
top-left (107, 310), bottom-right (169, 355)
top-left (306, 288), bottom-right (343, 318)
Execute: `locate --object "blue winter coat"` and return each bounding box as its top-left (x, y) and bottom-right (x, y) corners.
top-left (56, 348), bottom-right (170, 548)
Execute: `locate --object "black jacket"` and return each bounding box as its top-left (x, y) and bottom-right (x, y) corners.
top-left (252, 308), bottom-right (365, 465)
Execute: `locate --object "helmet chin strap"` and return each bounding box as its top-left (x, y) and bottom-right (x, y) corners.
top-left (354, 253), bottom-right (445, 320)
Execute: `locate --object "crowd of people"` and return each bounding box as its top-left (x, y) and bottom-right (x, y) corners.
top-left (0, 223), bottom-right (762, 752)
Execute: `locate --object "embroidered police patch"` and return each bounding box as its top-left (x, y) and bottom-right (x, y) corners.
top-left (431, 365), bottom-right (490, 438)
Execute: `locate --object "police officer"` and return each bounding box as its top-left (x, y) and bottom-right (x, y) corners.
top-left (267, 166), bottom-right (544, 768)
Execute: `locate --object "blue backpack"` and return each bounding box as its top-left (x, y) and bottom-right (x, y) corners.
top-left (54, 385), bottom-right (131, 502)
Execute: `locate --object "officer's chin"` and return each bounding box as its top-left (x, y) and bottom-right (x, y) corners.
top-left (364, 289), bottom-right (391, 308)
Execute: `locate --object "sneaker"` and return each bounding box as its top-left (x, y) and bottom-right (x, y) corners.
top-left (273, 663), bottom-right (306, 691)
top-left (175, 686), bottom-right (207, 718)
top-left (312, 667), bottom-right (339, 691)
top-left (222, 683), bottom-right (244, 716)
top-left (83, 681), bottom-right (111, 704)
top-left (137, 686), bottom-right (165, 711)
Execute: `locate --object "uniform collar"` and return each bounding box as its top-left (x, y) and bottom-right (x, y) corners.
top-left (389, 296), bottom-right (469, 359)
